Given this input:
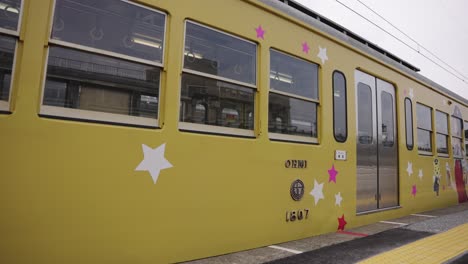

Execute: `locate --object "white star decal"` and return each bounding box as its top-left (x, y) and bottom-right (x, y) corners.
top-left (335, 192), bottom-right (343, 207)
top-left (409, 88), bottom-right (414, 99)
top-left (310, 179), bottom-right (324, 205)
top-left (407, 161), bottom-right (413, 176)
top-left (418, 169), bottom-right (423, 180)
top-left (135, 143), bottom-right (173, 184)
top-left (317, 46), bottom-right (328, 64)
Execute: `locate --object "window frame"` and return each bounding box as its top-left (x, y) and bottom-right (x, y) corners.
top-left (268, 48), bottom-right (319, 144)
top-left (435, 110), bottom-right (449, 157)
top-left (0, 0), bottom-right (24, 112)
top-left (332, 70), bottom-right (347, 143)
top-left (178, 20), bottom-right (257, 137)
top-left (39, 0), bottom-right (167, 127)
top-left (416, 102), bottom-right (433, 156)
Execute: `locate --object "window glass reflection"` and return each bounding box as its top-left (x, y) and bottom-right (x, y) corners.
top-left (268, 93), bottom-right (317, 137)
top-left (357, 83), bottom-right (372, 144)
top-left (52, 0), bottom-right (165, 63)
top-left (435, 111), bottom-right (448, 134)
top-left (333, 72), bottom-right (347, 142)
top-left (435, 111), bottom-right (448, 154)
top-left (0, 0), bottom-right (21, 32)
top-left (416, 103), bottom-right (432, 153)
top-left (270, 50), bottom-right (318, 99)
top-left (0, 34), bottom-right (15, 102)
top-left (180, 73), bottom-right (254, 129)
top-left (464, 121), bottom-right (468, 157)
top-left (436, 134), bottom-right (448, 154)
top-left (417, 104), bottom-right (432, 131)
top-left (381, 91), bottom-right (394, 147)
top-left (417, 129), bottom-right (432, 152)
top-left (43, 46), bottom-right (160, 118)
top-left (405, 98), bottom-right (413, 149)
top-left (184, 22), bottom-right (256, 85)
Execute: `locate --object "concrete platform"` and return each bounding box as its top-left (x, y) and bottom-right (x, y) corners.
top-left (182, 203), bottom-right (468, 264)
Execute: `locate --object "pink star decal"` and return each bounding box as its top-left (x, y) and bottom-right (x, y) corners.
top-left (411, 185), bottom-right (417, 197)
top-left (255, 25), bottom-right (265, 39)
top-left (302, 41), bottom-right (310, 54)
top-left (328, 165), bottom-right (338, 183)
top-left (337, 214), bottom-right (347, 231)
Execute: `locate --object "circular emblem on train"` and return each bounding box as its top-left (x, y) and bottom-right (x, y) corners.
top-left (290, 179), bottom-right (305, 201)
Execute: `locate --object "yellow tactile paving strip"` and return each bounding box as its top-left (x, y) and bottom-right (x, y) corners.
top-left (359, 223), bottom-right (468, 264)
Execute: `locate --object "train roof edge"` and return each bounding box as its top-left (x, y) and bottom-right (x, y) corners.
top-left (259, 0), bottom-right (468, 105)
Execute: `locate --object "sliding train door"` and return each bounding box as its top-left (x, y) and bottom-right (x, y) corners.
top-left (355, 70), bottom-right (398, 213)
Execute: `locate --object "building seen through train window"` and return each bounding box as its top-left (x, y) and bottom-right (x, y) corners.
top-left (0, 0), bottom-right (22, 112)
top-left (40, 0), bottom-right (165, 127)
top-left (268, 49), bottom-right (319, 143)
top-left (435, 110), bottom-right (449, 155)
top-left (416, 103), bottom-right (433, 154)
top-left (333, 71), bottom-right (347, 142)
top-left (451, 116), bottom-right (463, 157)
top-left (404, 98), bottom-right (414, 150)
top-left (179, 21), bottom-right (256, 136)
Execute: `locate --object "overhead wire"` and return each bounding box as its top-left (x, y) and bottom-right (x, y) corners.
top-left (355, 0), bottom-right (468, 81)
top-left (334, 0), bottom-right (468, 85)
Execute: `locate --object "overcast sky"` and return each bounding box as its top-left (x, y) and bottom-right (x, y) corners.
top-left (295, 0), bottom-right (468, 99)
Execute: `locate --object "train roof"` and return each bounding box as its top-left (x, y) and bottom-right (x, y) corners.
top-left (260, 0), bottom-right (468, 105)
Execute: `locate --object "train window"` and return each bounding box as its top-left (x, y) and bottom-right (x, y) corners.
top-left (465, 121), bottom-right (468, 157)
top-left (451, 116), bottom-right (463, 157)
top-left (435, 110), bottom-right (449, 155)
top-left (357, 83), bottom-right (373, 144)
top-left (179, 21), bottom-right (256, 137)
top-left (41, 0), bottom-right (166, 127)
top-left (0, 0), bottom-right (22, 32)
top-left (404, 98), bottom-right (413, 150)
top-left (381, 91), bottom-right (394, 147)
top-left (51, 0), bottom-right (165, 63)
top-left (333, 71), bottom-right (347, 142)
top-left (0, 0), bottom-right (23, 112)
top-left (416, 103), bottom-right (433, 154)
top-left (268, 49), bottom-right (318, 143)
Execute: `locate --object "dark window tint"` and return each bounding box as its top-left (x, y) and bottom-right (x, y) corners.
top-left (333, 71), bottom-right (347, 142)
top-left (404, 98), bottom-right (413, 150)
top-left (357, 83), bottom-right (373, 144)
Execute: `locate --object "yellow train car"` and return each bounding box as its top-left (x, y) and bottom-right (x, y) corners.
top-left (0, 0), bottom-right (467, 263)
